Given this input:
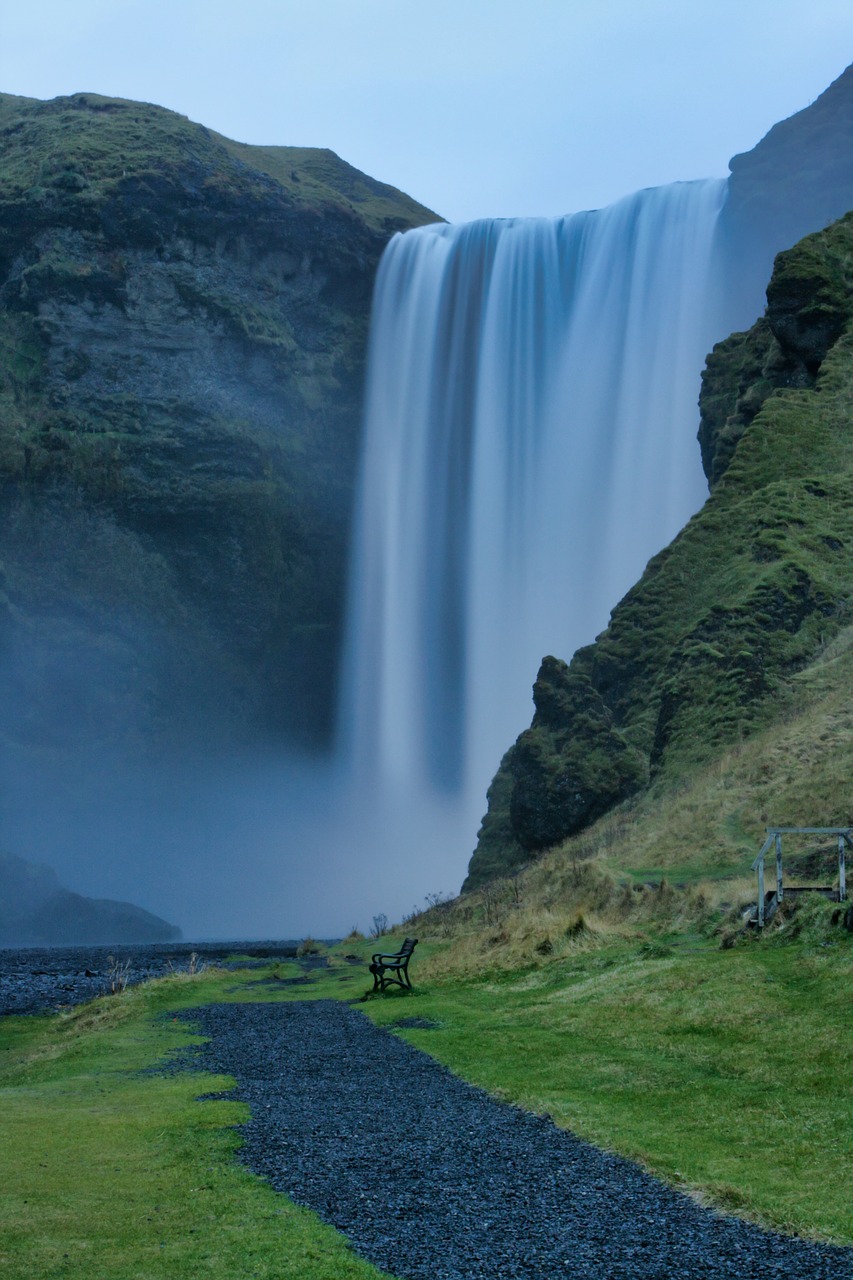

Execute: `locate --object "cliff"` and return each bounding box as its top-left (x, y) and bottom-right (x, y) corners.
top-left (466, 211), bottom-right (853, 890)
top-left (0, 850), bottom-right (181, 945)
top-left (718, 61), bottom-right (853, 328)
top-left (0, 91), bottom-right (437, 768)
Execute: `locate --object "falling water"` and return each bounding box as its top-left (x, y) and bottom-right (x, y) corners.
top-left (339, 179), bottom-right (729, 855)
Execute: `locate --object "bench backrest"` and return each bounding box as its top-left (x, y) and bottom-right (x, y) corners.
top-left (399, 938), bottom-right (417, 956)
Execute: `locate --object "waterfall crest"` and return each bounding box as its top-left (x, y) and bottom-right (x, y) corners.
top-left (339, 179), bottom-right (728, 828)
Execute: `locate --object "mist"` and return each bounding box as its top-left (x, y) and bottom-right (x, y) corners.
top-left (0, 733), bottom-right (474, 940)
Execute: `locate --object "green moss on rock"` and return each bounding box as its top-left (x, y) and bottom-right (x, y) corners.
top-left (700, 213), bottom-right (853, 485)
top-left (0, 90), bottom-right (438, 760)
top-left (509, 658), bottom-right (646, 848)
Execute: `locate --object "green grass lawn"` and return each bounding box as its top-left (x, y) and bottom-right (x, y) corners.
top-left (1, 929), bottom-right (850, 1278)
top-left (0, 968), bottom-right (396, 1280)
top-left (360, 922), bottom-right (853, 1244)
top-left (369, 933), bottom-right (853, 1243)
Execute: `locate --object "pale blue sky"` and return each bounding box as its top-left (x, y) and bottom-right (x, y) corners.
top-left (1, 1), bottom-right (852, 221)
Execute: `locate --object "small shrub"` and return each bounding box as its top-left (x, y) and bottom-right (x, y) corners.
top-left (765, 894), bottom-right (848, 947)
top-left (564, 912), bottom-right (589, 940)
top-left (637, 939), bottom-right (674, 959)
top-left (718, 925), bottom-right (743, 950)
top-left (370, 914), bottom-right (388, 939)
top-left (106, 955), bottom-right (131, 994)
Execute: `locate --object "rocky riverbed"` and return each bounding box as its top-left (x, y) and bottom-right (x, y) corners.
top-left (0, 940), bottom-right (300, 1016)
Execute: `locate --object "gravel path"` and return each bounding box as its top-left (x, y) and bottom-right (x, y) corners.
top-left (185, 999), bottom-right (853, 1280)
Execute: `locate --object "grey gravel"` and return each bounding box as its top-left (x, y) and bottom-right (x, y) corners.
top-left (0, 940), bottom-right (301, 1015)
top-left (184, 999), bottom-right (853, 1280)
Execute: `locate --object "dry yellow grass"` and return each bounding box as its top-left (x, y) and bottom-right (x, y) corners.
top-left (409, 625), bottom-right (853, 981)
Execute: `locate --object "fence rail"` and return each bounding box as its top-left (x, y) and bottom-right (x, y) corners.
top-left (751, 827), bottom-right (850, 926)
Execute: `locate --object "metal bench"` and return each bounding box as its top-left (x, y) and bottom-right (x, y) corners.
top-left (369, 937), bottom-right (418, 992)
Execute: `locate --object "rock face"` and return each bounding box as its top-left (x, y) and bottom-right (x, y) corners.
top-left (472, 659), bottom-right (646, 884)
top-left (0, 851), bottom-right (181, 945)
top-left (465, 212), bottom-right (853, 891)
top-left (0, 91), bottom-right (437, 767)
top-left (700, 230), bottom-right (853, 484)
top-left (718, 61), bottom-right (853, 329)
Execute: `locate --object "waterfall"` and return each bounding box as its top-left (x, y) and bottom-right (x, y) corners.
top-left (338, 179), bottom-right (729, 858)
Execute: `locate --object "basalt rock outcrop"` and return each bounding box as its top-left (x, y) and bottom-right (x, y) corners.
top-left (472, 659), bottom-right (646, 884)
top-left (700, 226), bottom-right (853, 484)
top-left (0, 91), bottom-right (437, 768)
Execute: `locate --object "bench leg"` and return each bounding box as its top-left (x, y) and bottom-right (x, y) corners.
top-left (369, 962), bottom-right (413, 993)
top-left (385, 968), bottom-right (410, 991)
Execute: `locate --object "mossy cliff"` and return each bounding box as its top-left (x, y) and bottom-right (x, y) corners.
top-left (0, 91), bottom-right (436, 762)
top-left (466, 211), bottom-right (853, 890)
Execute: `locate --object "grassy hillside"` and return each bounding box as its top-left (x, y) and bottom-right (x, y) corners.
top-left (423, 616), bottom-right (853, 972)
top-left (468, 213), bottom-right (853, 888)
top-left (217, 137), bottom-right (436, 235)
top-left (0, 92), bottom-right (435, 236)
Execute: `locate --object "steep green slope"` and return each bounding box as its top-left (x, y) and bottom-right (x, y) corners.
top-left (0, 91), bottom-right (431, 236)
top-left (216, 137), bottom-right (434, 235)
top-left (0, 91), bottom-right (437, 764)
top-left (467, 213), bottom-right (853, 889)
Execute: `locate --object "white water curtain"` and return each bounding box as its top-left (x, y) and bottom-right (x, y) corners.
top-left (339, 179), bottom-right (728, 821)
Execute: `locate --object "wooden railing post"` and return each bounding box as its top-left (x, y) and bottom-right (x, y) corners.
top-left (775, 833), bottom-right (783, 902)
top-left (753, 833), bottom-right (774, 928)
top-left (839, 834), bottom-right (847, 902)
